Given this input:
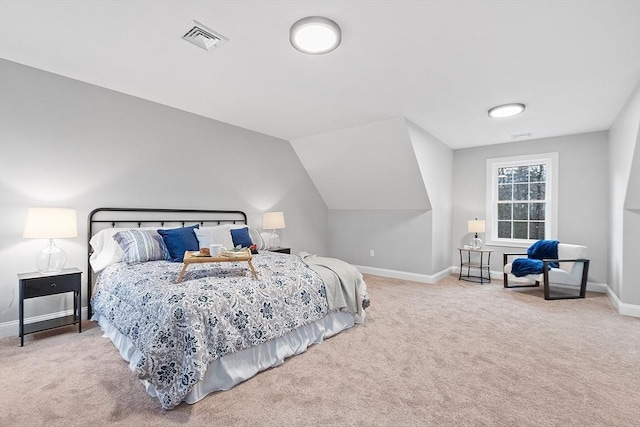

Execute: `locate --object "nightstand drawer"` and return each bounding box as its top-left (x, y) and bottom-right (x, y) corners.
top-left (23, 274), bottom-right (79, 298)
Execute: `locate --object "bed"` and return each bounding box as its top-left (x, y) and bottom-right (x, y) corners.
top-left (88, 208), bottom-right (369, 409)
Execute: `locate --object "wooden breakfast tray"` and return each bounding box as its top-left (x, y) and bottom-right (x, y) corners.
top-left (176, 249), bottom-right (257, 283)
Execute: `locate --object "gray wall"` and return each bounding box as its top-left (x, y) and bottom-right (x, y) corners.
top-left (2, 57), bottom-right (636, 332)
top-left (0, 59), bottom-right (328, 330)
top-left (290, 118), bottom-right (431, 210)
top-left (292, 117), bottom-right (439, 277)
top-left (608, 80), bottom-right (640, 306)
top-left (407, 121), bottom-right (454, 273)
top-left (297, 118), bottom-right (454, 278)
top-left (328, 209), bottom-right (431, 274)
top-left (452, 131), bottom-right (609, 284)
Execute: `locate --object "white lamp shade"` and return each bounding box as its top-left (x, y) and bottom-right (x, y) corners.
top-left (23, 208), bottom-right (78, 239)
top-left (468, 219), bottom-right (486, 234)
top-left (263, 212), bottom-right (286, 230)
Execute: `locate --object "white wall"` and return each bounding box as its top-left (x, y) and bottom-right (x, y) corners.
top-left (0, 59), bottom-right (328, 332)
top-left (452, 131), bottom-right (609, 284)
top-left (608, 80), bottom-right (640, 306)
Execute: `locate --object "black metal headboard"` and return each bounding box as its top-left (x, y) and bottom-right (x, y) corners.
top-left (87, 207), bottom-right (247, 318)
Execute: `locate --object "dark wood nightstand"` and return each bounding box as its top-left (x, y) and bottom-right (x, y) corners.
top-left (267, 247), bottom-right (291, 254)
top-left (18, 268), bottom-right (82, 346)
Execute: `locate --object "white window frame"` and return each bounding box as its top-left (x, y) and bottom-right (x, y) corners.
top-left (485, 152), bottom-right (558, 248)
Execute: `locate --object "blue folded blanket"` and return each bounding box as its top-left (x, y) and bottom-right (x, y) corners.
top-left (511, 240), bottom-right (560, 277)
top-left (527, 239), bottom-right (559, 268)
top-left (511, 258), bottom-right (544, 277)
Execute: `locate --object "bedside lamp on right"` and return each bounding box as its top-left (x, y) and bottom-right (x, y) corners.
top-left (262, 211), bottom-right (286, 249)
top-left (468, 218), bottom-right (485, 249)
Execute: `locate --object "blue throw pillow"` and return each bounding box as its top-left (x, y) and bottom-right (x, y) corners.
top-left (158, 225), bottom-right (200, 262)
top-left (230, 227), bottom-right (258, 253)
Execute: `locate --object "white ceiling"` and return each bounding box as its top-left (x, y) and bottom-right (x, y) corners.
top-left (1, 1), bottom-right (639, 149)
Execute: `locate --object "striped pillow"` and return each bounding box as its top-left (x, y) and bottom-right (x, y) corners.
top-left (113, 229), bottom-right (170, 264)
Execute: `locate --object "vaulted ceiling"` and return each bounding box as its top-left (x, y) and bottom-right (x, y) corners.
top-left (1, 1), bottom-right (639, 149)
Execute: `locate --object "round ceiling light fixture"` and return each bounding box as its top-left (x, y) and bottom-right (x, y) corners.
top-left (290, 16), bottom-right (341, 54)
top-left (488, 103), bottom-right (526, 118)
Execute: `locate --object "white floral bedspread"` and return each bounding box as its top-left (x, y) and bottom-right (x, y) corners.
top-left (91, 252), bottom-right (332, 409)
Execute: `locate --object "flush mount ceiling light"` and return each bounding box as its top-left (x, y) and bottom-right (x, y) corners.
top-left (488, 103), bottom-right (526, 118)
top-left (290, 16), bottom-right (341, 54)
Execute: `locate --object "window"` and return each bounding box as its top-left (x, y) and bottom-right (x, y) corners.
top-left (486, 153), bottom-right (558, 247)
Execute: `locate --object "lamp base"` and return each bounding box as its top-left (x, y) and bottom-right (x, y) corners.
top-left (470, 237), bottom-right (483, 249)
top-left (36, 239), bottom-right (66, 273)
top-left (267, 230), bottom-right (280, 249)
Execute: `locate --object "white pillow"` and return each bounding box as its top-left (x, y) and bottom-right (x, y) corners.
top-left (194, 224), bottom-right (260, 250)
top-left (249, 228), bottom-right (265, 250)
top-left (194, 225), bottom-right (235, 250)
top-left (89, 227), bottom-right (158, 272)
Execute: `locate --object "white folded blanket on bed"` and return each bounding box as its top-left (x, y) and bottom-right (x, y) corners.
top-left (299, 252), bottom-right (365, 317)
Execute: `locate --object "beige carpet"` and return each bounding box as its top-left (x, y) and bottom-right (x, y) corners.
top-left (1, 274), bottom-right (638, 427)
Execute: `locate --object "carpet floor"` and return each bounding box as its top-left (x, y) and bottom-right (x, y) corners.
top-left (1, 274), bottom-right (638, 427)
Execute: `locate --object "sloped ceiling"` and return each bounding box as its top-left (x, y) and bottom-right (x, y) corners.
top-left (290, 118), bottom-right (431, 210)
top-left (0, 1), bottom-right (639, 149)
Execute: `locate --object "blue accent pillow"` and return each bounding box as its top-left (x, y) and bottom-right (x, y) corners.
top-left (230, 227), bottom-right (258, 253)
top-left (158, 225), bottom-right (200, 262)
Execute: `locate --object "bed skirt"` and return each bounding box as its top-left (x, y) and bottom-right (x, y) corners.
top-left (95, 310), bottom-right (358, 406)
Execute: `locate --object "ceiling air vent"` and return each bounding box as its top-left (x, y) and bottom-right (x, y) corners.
top-left (182, 20), bottom-right (227, 52)
top-left (510, 132), bottom-right (533, 139)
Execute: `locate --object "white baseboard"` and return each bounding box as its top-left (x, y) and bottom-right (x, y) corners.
top-left (355, 265), bottom-right (454, 284)
top-left (0, 306), bottom-right (88, 338)
top-left (607, 288), bottom-right (640, 318)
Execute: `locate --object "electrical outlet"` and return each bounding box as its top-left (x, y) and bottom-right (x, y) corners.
top-left (369, 249), bottom-right (375, 257)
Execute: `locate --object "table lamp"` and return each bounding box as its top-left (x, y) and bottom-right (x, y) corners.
top-left (23, 207), bottom-right (78, 273)
top-left (468, 218), bottom-right (485, 249)
top-left (262, 211), bottom-right (286, 249)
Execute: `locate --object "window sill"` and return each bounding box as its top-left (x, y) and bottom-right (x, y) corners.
top-left (485, 240), bottom-right (532, 249)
